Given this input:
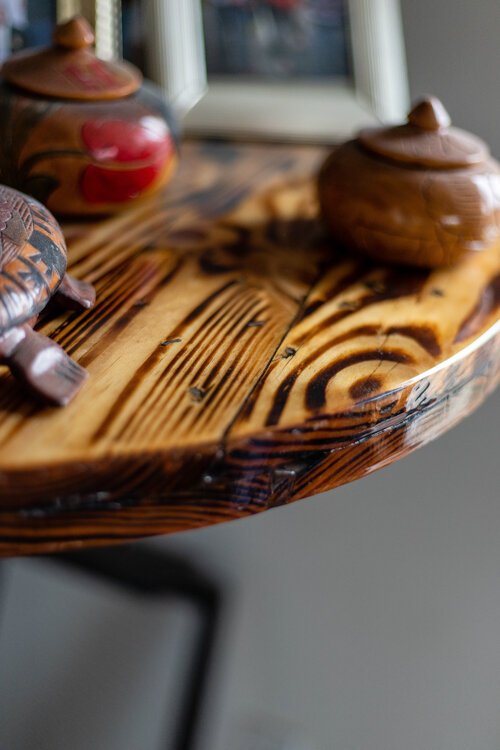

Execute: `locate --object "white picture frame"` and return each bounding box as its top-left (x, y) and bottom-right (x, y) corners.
top-left (57, 0), bottom-right (122, 60)
top-left (149, 0), bottom-right (410, 142)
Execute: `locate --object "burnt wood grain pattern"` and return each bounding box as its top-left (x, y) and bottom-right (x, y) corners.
top-left (0, 141), bottom-right (498, 556)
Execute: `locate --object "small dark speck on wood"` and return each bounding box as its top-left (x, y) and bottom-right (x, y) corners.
top-left (338, 300), bottom-right (358, 310)
top-left (431, 288), bottom-right (445, 297)
top-left (161, 338), bottom-right (182, 346)
top-left (365, 280), bottom-right (386, 294)
top-left (190, 386), bottom-right (207, 402)
top-left (247, 320), bottom-right (266, 328)
top-left (134, 299), bottom-right (149, 308)
top-left (282, 346), bottom-right (296, 358)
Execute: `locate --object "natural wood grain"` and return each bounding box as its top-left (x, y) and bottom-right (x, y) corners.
top-left (0, 141), bottom-right (498, 556)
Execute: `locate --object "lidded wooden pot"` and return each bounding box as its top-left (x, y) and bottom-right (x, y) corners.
top-left (318, 97), bottom-right (500, 267)
top-left (0, 16), bottom-right (179, 216)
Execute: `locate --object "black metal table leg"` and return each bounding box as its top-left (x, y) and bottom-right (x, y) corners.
top-left (49, 544), bottom-right (222, 750)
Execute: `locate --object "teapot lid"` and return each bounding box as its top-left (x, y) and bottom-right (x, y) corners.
top-left (2, 16), bottom-right (142, 101)
top-left (359, 97), bottom-right (489, 169)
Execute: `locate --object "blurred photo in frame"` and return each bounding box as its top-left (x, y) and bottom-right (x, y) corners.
top-left (144, 0), bottom-right (409, 141)
top-left (6, 0), bottom-right (410, 142)
top-left (203, 0), bottom-right (351, 81)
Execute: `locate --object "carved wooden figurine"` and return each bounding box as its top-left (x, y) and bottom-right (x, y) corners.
top-left (0, 16), bottom-right (179, 216)
top-left (0, 185), bottom-right (95, 405)
top-left (318, 96), bottom-right (500, 267)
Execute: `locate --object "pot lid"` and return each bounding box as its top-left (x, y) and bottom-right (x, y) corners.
top-left (359, 97), bottom-right (489, 169)
top-left (2, 16), bottom-right (142, 101)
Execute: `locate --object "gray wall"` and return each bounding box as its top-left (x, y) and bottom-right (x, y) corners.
top-left (1, 4), bottom-right (499, 749)
top-left (401, 0), bottom-right (500, 155)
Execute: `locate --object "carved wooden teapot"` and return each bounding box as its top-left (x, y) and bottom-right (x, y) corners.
top-left (318, 96), bottom-right (500, 267)
top-left (0, 16), bottom-right (179, 217)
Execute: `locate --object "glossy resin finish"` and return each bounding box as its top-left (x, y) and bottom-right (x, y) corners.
top-left (319, 97), bottom-right (500, 268)
top-left (0, 18), bottom-right (178, 216)
top-left (0, 185), bottom-right (95, 404)
top-left (0, 142), bottom-right (497, 556)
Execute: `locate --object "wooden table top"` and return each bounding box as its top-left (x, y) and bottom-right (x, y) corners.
top-left (0, 141), bottom-right (498, 557)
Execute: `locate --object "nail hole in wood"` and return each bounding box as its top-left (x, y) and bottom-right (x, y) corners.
top-left (189, 386), bottom-right (206, 402)
top-left (282, 346), bottom-right (296, 358)
top-left (365, 280), bottom-right (386, 294)
top-left (247, 320), bottom-right (266, 328)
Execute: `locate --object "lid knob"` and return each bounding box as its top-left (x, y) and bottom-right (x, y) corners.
top-left (53, 15), bottom-right (95, 50)
top-left (408, 96), bottom-right (451, 131)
